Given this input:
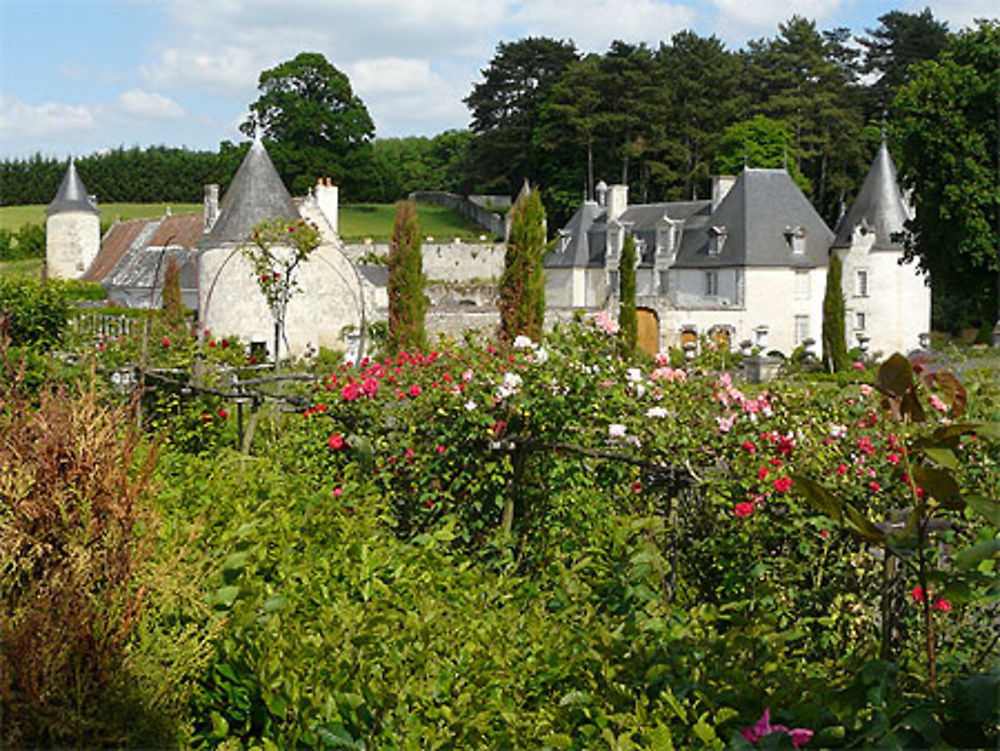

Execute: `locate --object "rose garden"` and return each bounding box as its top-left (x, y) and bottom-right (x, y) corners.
top-left (2, 270), bottom-right (998, 749)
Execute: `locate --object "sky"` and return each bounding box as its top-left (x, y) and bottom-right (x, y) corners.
top-left (0, 0), bottom-right (995, 159)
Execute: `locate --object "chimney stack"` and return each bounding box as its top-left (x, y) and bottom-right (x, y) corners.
top-left (712, 175), bottom-right (735, 211)
top-left (203, 184), bottom-right (219, 233)
top-left (315, 177), bottom-right (339, 234)
top-left (606, 184), bottom-right (628, 221)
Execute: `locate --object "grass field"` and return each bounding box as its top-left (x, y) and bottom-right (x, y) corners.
top-left (0, 202), bottom-right (495, 242)
top-left (0, 203), bottom-right (202, 231)
top-left (0, 258), bottom-right (44, 279)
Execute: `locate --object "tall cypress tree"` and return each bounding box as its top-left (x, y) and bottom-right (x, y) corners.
top-left (387, 200), bottom-right (426, 354)
top-left (619, 233), bottom-right (638, 355)
top-left (499, 184), bottom-right (547, 343)
top-left (822, 251), bottom-right (848, 372)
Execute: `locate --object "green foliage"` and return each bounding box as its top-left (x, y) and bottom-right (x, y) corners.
top-left (242, 52), bottom-right (376, 197)
top-left (387, 201), bottom-right (427, 354)
top-left (0, 277), bottom-right (71, 349)
top-left (466, 37), bottom-right (579, 195)
top-left (0, 223), bottom-right (44, 260)
top-left (894, 20), bottom-right (1000, 332)
top-left (619, 233), bottom-right (638, 355)
top-left (822, 252), bottom-right (848, 372)
top-left (716, 115), bottom-right (811, 194)
top-left (499, 186), bottom-right (548, 344)
top-left (859, 8), bottom-right (950, 118)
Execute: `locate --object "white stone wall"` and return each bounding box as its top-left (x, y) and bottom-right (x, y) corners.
top-left (343, 242), bottom-right (504, 283)
top-left (838, 240), bottom-right (930, 358)
top-left (198, 240), bottom-right (365, 358)
top-left (46, 211), bottom-right (100, 279)
top-left (657, 267), bottom-right (824, 354)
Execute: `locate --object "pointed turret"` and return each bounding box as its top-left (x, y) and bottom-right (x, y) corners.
top-left (46, 159), bottom-right (100, 278)
top-left (833, 141), bottom-right (910, 251)
top-left (199, 137), bottom-right (298, 247)
top-left (46, 159), bottom-right (98, 215)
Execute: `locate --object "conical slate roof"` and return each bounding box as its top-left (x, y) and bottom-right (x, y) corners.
top-left (833, 141), bottom-right (910, 251)
top-left (199, 138), bottom-right (298, 246)
top-left (46, 159), bottom-right (98, 215)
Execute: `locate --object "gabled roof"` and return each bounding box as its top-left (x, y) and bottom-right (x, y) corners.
top-left (83, 214), bottom-right (204, 284)
top-left (199, 139), bottom-right (298, 247)
top-left (47, 159), bottom-right (98, 215)
top-left (546, 201), bottom-right (603, 268)
top-left (833, 141), bottom-right (910, 251)
top-left (673, 169), bottom-right (833, 269)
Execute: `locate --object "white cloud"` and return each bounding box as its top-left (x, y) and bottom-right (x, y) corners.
top-left (902, 0), bottom-right (996, 30)
top-left (708, 0), bottom-right (846, 41)
top-left (117, 89), bottom-right (186, 119)
top-left (511, 0), bottom-right (697, 52)
top-left (0, 94), bottom-right (98, 137)
top-left (140, 46), bottom-right (263, 94)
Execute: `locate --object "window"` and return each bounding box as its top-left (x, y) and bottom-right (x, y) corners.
top-left (855, 269), bottom-right (869, 297)
top-left (795, 270), bottom-right (810, 300)
top-left (794, 315), bottom-right (809, 345)
top-left (855, 311), bottom-right (867, 330)
top-left (608, 270), bottom-right (619, 295)
top-left (708, 226), bottom-right (727, 255)
top-left (705, 270), bottom-right (719, 296)
top-left (785, 226), bottom-right (807, 254)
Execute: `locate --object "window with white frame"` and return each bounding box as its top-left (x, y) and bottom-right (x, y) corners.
top-left (705, 270), bottom-right (719, 296)
top-left (608, 270), bottom-right (619, 295)
top-left (855, 269), bottom-right (869, 297)
top-left (794, 315), bottom-right (809, 345)
top-left (855, 311), bottom-right (867, 330)
top-left (794, 269), bottom-right (810, 300)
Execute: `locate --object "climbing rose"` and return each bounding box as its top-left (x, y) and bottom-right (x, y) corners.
top-left (773, 476), bottom-right (793, 493)
top-left (934, 598), bottom-right (952, 612)
top-left (218, 409), bottom-right (228, 419)
top-left (161, 337), bottom-right (171, 347)
top-left (328, 434), bottom-right (345, 450)
top-left (734, 502), bottom-right (755, 518)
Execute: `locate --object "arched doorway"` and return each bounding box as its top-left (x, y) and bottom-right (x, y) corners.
top-left (710, 325), bottom-right (732, 350)
top-left (636, 308), bottom-right (659, 355)
top-left (679, 327), bottom-right (698, 348)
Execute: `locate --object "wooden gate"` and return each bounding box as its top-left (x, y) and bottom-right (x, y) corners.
top-left (636, 308), bottom-right (659, 355)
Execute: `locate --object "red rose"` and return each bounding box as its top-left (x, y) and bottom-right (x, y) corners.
top-left (734, 502), bottom-right (755, 518)
top-left (328, 433), bottom-right (345, 450)
top-left (218, 409), bottom-right (228, 419)
top-left (773, 476), bottom-right (793, 493)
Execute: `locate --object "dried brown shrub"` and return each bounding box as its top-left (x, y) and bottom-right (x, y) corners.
top-left (0, 369), bottom-right (158, 747)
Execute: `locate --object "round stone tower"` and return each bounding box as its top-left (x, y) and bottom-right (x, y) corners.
top-left (46, 159), bottom-right (100, 279)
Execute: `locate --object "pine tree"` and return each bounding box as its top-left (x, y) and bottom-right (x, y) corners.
top-left (499, 185), bottom-right (547, 343)
top-left (822, 251), bottom-right (848, 372)
top-left (619, 233), bottom-right (637, 355)
top-left (387, 200), bottom-right (426, 353)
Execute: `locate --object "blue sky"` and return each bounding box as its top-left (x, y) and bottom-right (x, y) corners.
top-left (0, 0), bottom-right (994, 159)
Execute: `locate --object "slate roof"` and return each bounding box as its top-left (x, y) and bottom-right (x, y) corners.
top-left (832, 141), bottom-right (910, 251)
top-left (672, 169), bottom-right (833, 269)
top-left (47, 160), bottom-right (98, 215)
top-left (199, 138), bottom-right (298, 247)
top-left (545, 200), bottom-right (712, 269)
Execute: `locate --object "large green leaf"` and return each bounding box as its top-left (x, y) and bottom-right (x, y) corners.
top-left (912, 465), bottom-right (963, 509)
top-left (876, 353), bottom-right (913, 397)
top-left (954, 539), bottom-right (1000, 570)
top-left (964, 495), bottom-right (1000, 527)
top-left (790, 474), bottom-right (843, 522)
top-left (845, 504), bottom-right (887, 543)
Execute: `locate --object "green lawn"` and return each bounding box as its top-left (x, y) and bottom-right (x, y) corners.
top-left (0, 202), bottom-right (496, 242)
top-left (338, 203), bottom-right (494, 242)
top-left (0, 258), bottom-right (44, 279)
top-left (0, 203), bottom-right (202, 231)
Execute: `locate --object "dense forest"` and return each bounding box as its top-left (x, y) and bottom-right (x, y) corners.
top-left (2, 10), bottom-right (997, 330)
top-left (1, 10), bottom-right (950, 226)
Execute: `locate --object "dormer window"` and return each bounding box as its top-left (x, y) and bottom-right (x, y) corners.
top-left (634, 237), bottom-right (646, 266)
top-left (708, 225), bottom-right (728, 256)
top-left (656, 216), bottom-right (682, 264)
top-left (785, 226), bottom-right (807, 254)
top-left (557, 230), bottom-right (570, 254)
